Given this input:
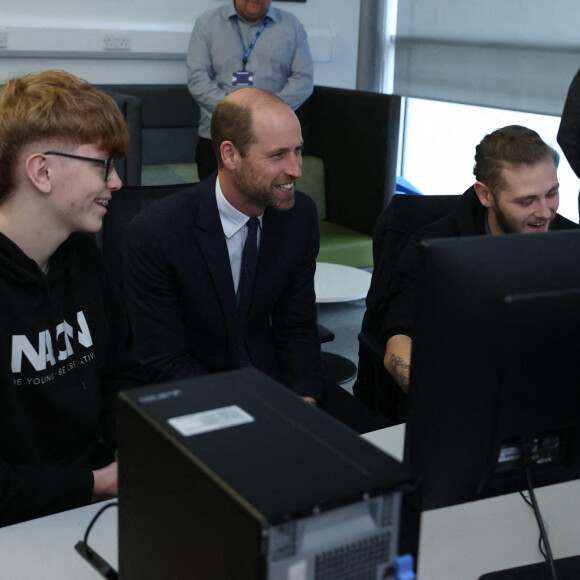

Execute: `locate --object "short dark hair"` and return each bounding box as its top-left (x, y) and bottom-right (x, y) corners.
top-left (210, 89), bottom-right (285, 167)
top-left (211, 99), bottom-right (255, 167)
top-left (0, 70), bottom-right (128, 203)
top-left (473, 125), bottom-right (557, 197)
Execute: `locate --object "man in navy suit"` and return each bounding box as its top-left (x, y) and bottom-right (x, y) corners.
top-left (124, 88), bottom-right (388, 432)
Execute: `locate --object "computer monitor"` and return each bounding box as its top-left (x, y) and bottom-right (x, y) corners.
top-left (404, 229), bottom-right (580, 512)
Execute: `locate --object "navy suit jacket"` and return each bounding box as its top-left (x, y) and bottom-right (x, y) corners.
top-left (123, 177), bottom-right (323, 400)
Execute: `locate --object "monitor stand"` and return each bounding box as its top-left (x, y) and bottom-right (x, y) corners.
top-left (479, 554), bottom-right (580, 579)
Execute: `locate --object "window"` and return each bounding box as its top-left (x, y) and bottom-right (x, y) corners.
top-left (401, 98), bottom-right (579, 223)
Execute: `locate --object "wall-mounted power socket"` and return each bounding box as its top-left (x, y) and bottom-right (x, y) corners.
top-left (0, 29), bottom-right (7, 49)
top-left (102, 33), bottom-right (131, 51)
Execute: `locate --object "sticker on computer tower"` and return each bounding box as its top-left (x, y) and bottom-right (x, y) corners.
top-left (168, 405), bottom-right (254, 437)
top-left (288, 560), bottom-right (307, 580)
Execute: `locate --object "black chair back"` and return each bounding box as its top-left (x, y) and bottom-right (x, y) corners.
top-left (101, 183), bottom-right (195, 293)
top-left (353, 194), bottom-right (460, 422)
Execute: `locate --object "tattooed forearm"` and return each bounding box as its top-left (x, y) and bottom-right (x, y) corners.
top-left (387, 354), bottom-right (410, 392)
top-left (384, 334), bottom-right (412, 392)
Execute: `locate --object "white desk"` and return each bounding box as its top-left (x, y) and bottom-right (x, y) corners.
top-left (314, 262), bottom-right (372, 303)
top-left (0, 501), bottom-right (118, 579)
top-left (2, 425), bottom-right (579, 579)
top-left (363, 425), bottom-right (580, 580)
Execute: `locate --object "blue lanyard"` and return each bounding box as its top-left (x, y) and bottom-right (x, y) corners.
top-left (234, 17), bottom-right (270, 71)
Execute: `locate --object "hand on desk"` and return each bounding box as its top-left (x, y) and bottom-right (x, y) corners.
top-left (302, 396), bottom-right (317, 406)
top-left (92, 461), bottom-right (118, 502)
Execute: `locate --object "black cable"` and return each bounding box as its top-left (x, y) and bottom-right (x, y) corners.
top-left (83, 501), bottom-right (118, 550)
top-left (74, 501), bottom-right (119, 579)
top-left (524, 467), bottom-right (558, 580)
top-left (519, 491), bottom-right (548, 560)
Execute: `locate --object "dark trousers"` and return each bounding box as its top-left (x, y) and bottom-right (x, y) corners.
top-left (195, 137), bottom-right (218, 181)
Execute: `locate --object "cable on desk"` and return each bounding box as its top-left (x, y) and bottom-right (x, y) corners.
top-left (74, 501), bottom-right (119, 579)
top-left (519, 490), bottom-right (548, 561)
top-left (522, 466), bottom-right (558, 580)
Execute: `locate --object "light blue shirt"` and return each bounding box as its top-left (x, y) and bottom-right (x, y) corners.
top-left (215, 178), bottom-right (263, 293)
top-left (187, 1), bottom-right (314, 139)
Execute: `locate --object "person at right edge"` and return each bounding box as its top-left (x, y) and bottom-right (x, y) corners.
top-left (557, 66), bottom-right (580, 212)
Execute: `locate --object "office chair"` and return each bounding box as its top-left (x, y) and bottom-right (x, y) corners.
top-left (353, 193), bottom-right (460, 423)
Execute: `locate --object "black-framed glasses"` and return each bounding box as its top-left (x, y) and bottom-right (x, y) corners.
top-left (44, 151), bottom-right (115, 182)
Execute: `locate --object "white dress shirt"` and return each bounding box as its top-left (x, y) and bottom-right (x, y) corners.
top-left (215, 179), bottom-right (263, 294)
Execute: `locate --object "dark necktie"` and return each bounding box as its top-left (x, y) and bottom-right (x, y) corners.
top-left (237, 217), bottom-right (259, 365)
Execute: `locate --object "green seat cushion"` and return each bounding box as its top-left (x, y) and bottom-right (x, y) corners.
top-left (296, 156), bottom-right (326, 219)
top-left (142, 163), bottom-right (199, 185)
top-left (318, 221), bottom-right (373, 269)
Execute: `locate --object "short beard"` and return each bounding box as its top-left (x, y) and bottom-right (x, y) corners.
top-left (489, 201), bottom-right (553, 234)
top-left (490, 204), bottom-right (518, 234)
top-left (234, 164), bottom-right (295, 212)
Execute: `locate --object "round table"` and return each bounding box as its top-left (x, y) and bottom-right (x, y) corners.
top-left (314, 262), bottom-right (372, 384)
top-left (314, 262), bottom-right (372, 303)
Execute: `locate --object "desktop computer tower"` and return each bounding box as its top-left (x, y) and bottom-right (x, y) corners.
top-left (117, 368), bottom-right (418, 580)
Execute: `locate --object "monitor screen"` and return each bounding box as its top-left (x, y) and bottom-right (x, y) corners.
top-left (404, 230), bottom-right (580, 511)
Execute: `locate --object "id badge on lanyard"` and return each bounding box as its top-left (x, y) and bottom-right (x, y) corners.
top-left (232, 18), bottom-right (270, 87)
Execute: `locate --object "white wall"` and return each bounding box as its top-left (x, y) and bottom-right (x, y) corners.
top-left (0, 0), bottom-right (361, 88)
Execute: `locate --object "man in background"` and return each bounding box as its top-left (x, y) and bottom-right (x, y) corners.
top-left (383, 125), bottom-right (579, 391)
top-left (187, 0), bottom-right (313, 180)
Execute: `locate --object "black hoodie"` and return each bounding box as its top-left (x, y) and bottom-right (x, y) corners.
top-left (0, 231), bottom-right (139, 526)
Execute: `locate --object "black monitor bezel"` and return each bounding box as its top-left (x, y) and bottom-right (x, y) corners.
top-left (404, 230), bottom-right (580, 511)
